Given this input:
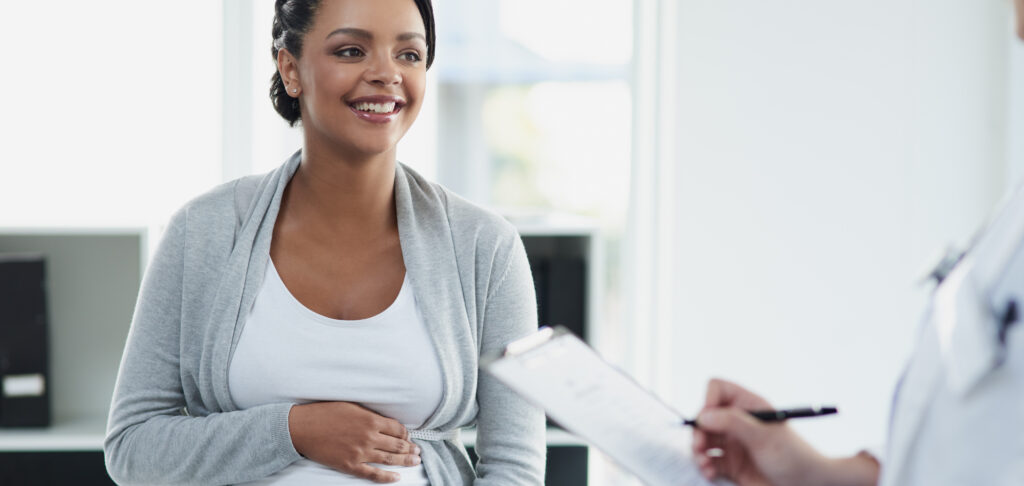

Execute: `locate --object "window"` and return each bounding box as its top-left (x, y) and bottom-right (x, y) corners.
top-left (1, 1), bottom-right (222, 228)
top-left (432, 0), bottom-right (632, 219)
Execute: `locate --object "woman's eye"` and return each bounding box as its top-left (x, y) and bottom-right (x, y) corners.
top-left (399, 51), bottom-right (422, 62)
top-left (334, 47), bottom-right (364, 58)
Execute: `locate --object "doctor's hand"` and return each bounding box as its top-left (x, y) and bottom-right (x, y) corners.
top-left (288, 402), bottom-right (422, 483)
top-left (692, 379), bottom-right (879, 486)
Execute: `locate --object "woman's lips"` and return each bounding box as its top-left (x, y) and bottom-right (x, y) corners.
top-left (349, 104), bottom-right (402, 123)
top-left (348, 96), bottom-right (405, 124)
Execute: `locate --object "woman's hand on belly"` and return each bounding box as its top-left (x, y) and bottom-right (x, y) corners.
top-left (288, 402), bottom-right (422, 483)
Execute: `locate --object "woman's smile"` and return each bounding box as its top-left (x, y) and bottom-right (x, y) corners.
top-left (276, 0), bottom-right (428, 159)
top-left (347, 95), bottom-right (406, 124)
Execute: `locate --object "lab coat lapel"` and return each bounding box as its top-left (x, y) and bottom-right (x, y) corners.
top-left (883, 185), bottom-right (1024, 485)
top-left (882, 306), bottom-right (943, 486)
top-left (942, 185), bottom-right (1024, 395)
top-left (941, 266), bottom-right (999, 397)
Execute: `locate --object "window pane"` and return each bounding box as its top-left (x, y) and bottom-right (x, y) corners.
top-left (484, 81), bottom-right (632, 220)
top-left (0, 1), bottom-right (221, 227)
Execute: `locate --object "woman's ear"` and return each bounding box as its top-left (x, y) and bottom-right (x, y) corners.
top-left (277, 49), bottom-right (302, 97)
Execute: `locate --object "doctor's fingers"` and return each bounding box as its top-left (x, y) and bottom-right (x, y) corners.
top-left (696, 432), bottom-right (751, 482)
top-left (692, 428), bottom-right (708, 454)
top-left (696, 407), bottom-right (774, 449)
top-left (692, 428), bottom-right (723, 458)
top-left (704, 378), bottom-right (773, 410)
top-left (695, 431), bottom-right (725, 479)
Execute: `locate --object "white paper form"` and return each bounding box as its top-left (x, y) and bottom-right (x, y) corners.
top-left (484, 329), bottom-right (733, 486)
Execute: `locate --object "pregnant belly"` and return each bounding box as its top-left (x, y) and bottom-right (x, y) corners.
top-left (235, 458), bottom-right (429, 485)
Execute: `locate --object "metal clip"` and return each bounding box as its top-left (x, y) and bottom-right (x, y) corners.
top-left (996, 300), bottom-right (1018, 367)
top-left (922, 245), bottom-right (964, 286)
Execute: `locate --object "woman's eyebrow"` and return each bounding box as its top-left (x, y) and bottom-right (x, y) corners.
top-left (325, 27), bottom-right (372, 40)
top-left (397, 32), bottom-right (426, 43)
top-left (325, 28), bottom-right (425, 43)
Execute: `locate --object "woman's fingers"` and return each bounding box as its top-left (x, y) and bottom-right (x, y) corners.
top-left (373, 436), bottom-right (422, 467)
top-left (372, 449), bottom-right (422, 467)
top-left (377, 417), bottom-right (410, 440)
top-left (379, 435), bottom-right (420, 455)
top-left (289, 401), bottom-right (424, 478)
top-left (351, 464), bottom-right (401, 483)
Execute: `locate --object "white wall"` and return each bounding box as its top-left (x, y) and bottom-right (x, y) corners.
top-left (1009, 27), bottom-right (1024, 188)
top-left (662, 0), bottom-right (1013, 456)
top-left (0, 1), bottom-right (222, 228)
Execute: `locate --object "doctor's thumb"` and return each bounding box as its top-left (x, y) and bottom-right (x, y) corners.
top-left (696, 409), bottom-right (769, 446)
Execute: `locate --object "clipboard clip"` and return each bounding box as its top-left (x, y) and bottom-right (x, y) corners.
top-left (504, 326), bottom-right (558, 356)
top-left (996, 299), bottom-right (1018, 367)
top-left (922, 245), bottom-right (964, 287)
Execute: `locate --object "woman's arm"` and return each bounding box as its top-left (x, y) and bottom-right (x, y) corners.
top-left (472, 235), bottom-right (547, 485)
top-left (104, 208), bottom-right (300, 486)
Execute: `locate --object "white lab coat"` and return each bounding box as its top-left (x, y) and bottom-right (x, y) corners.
top-left (880, 188), bottom-right (1024, 486)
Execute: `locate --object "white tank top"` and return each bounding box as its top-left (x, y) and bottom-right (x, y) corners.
top-left (228, 259), bottom-right (442, 485)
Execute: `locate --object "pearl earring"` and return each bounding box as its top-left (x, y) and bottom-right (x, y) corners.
top-left (292, 88), bottom-right (298, 93)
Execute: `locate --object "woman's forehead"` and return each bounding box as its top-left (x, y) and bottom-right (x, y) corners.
top-left (309, 0), bottom-right (426, 38)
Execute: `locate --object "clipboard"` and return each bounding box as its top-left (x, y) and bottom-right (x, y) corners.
top-left (482, 327), bottom-right (732, 486)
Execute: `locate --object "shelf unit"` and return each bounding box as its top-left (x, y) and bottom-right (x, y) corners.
top-left (0, 228), bottom-right (146, 484)
top-left (0, 228), bottom-right (147, 437)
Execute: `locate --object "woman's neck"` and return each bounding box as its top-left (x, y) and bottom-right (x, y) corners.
top-left (288, 143), bottom-right (399, 234)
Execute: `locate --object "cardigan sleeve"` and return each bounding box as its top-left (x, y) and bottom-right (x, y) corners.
top-left (103, 207), bottom-right (300, 486)
top-left (472, 234), bottom-right (547, 485)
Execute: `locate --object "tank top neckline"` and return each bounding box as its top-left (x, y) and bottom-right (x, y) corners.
top-left (266, 258), bottom-right (410, 327)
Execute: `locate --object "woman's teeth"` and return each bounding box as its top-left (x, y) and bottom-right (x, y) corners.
top-left (354, 102), bottom-right (396, 113)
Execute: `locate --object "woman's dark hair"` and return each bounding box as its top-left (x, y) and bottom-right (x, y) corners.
top-left (270, 0), bottom-right (436, 127)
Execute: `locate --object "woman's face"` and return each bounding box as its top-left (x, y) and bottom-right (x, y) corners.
top-left (283, 0), bottom-right (428, 159)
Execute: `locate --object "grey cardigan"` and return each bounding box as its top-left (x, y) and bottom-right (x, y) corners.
top-left (104, 152), bottom-right (546, 485)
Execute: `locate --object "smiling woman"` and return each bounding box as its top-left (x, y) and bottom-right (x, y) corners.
top-left (102, 1), bottom-right (545, 485)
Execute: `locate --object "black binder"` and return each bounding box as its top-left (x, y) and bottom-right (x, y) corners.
top-left (0, 254), bottom-right (50, 427)
top-left (527, 255), bottom-right (586, 341)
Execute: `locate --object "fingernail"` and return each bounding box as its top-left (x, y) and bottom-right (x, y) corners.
top-left (413, 455), bottom-right (421, 465)
top-left (698, 410), bottom-right (722, 428)
top-left (414, 446), bottom-right (421, 455)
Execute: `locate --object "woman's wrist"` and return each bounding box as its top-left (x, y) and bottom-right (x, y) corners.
top-left (287, 404), bottom-right (309, 457)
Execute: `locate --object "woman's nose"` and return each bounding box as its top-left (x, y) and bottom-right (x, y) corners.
top-left (365, 55), bottom-right (402, 86)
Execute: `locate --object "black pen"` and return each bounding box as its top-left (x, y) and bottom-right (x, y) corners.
top-left (682, 405), bottom-right (838, 427)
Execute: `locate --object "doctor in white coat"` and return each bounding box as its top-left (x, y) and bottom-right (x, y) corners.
top-left (689, 1), bottom-right (1024, 485)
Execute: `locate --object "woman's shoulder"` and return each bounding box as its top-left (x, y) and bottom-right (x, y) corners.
top-left (399, 163), bottom-right (520, 248)
top-left (168, 171), bottom-right (271, 239)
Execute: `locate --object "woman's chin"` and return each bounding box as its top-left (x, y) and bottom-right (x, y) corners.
top-left (317, 135), bottom-right (400, 161)
top-left (352, 140), bottom-right (399, 158)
